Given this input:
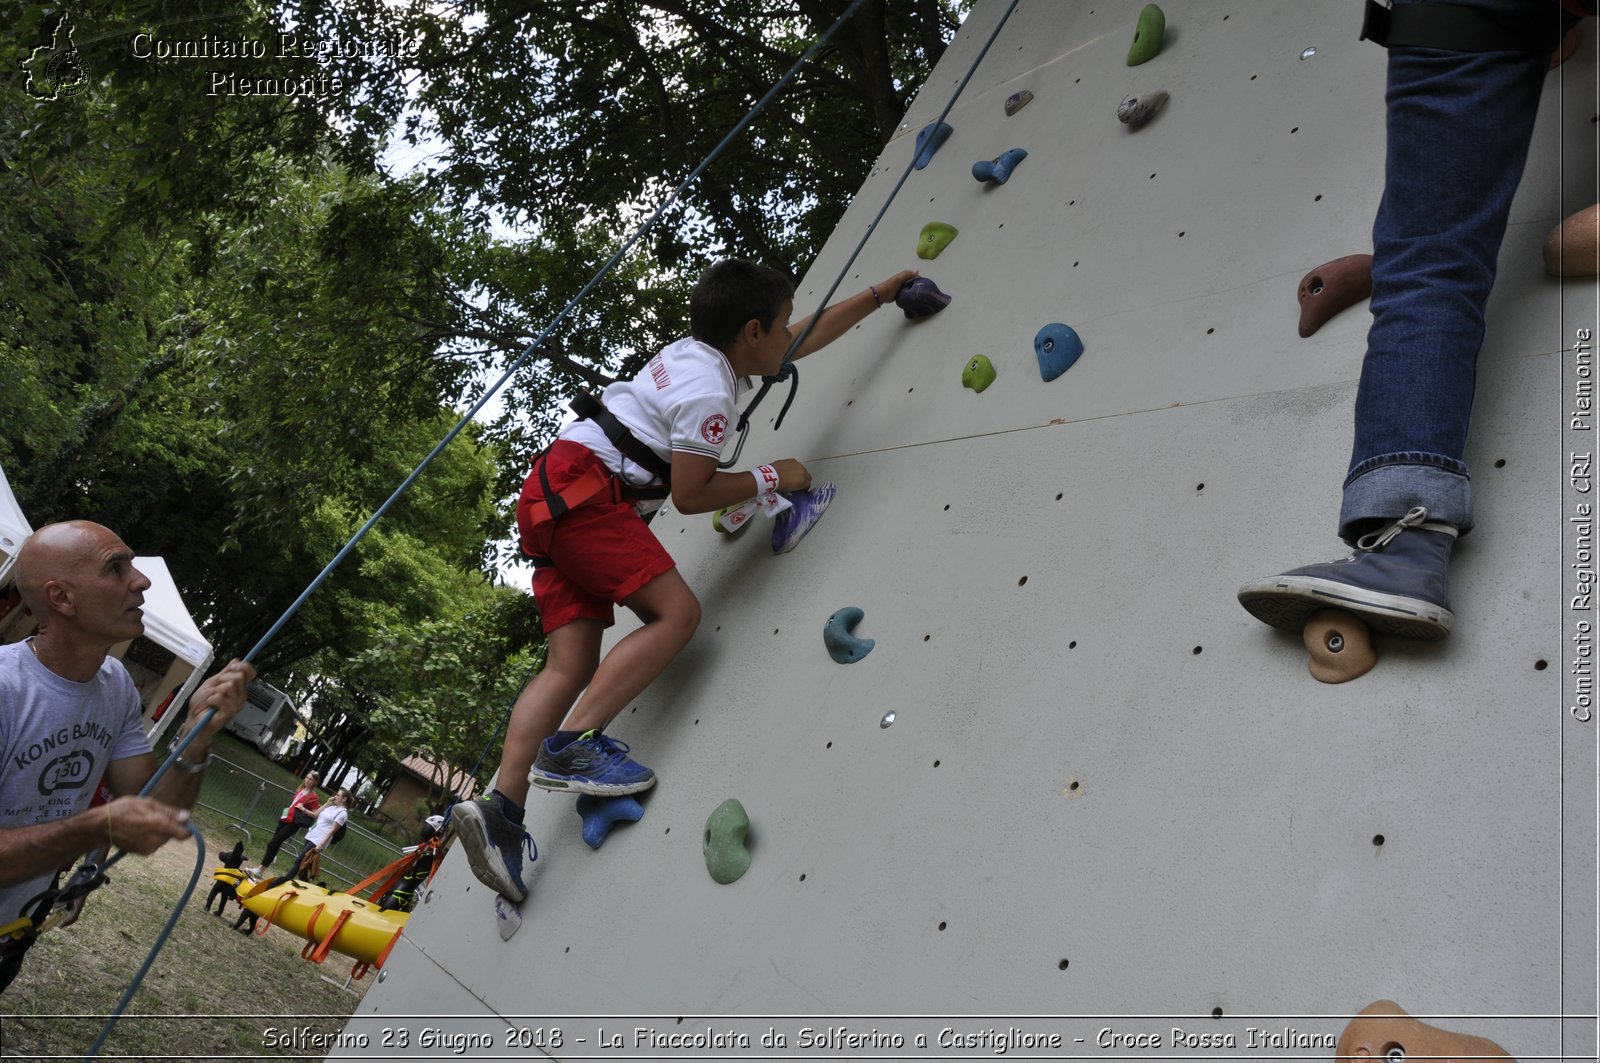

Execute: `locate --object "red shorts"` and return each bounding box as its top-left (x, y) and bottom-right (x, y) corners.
top-left (516, 441), bottom-right (676, 631)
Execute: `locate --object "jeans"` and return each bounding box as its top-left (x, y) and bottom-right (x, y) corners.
top-left (1340, 0), bottom-right (1565, 541)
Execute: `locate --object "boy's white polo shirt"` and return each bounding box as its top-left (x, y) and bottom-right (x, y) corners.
top-left (561, 337), bottom-right (751, 510)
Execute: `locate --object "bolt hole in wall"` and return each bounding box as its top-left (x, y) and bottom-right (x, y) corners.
top-left (1535, 659), bottom-right (1548, 670)
top-left (1373, 834), bottom-right (1385, 847)
top-left (1212, 1007), bottom-right (1225, 1020)
top-left (1197, 483), bottom-right (1206, 491)
top-left (1018, 576), bottom-right (1028, 586)
top-left (1056, 492), bottom-right (1064, 501)
top-left (1494, 458), bottom-right (1506, 468)
top-left (1192, 645), bottom-right (1203, 655)
top-left (1058, 959), bottom-right (1070, 971)
top-left (938, 921), bottom-right (947, 931)
top-left (1069, 640), bottom-right (1077, 648)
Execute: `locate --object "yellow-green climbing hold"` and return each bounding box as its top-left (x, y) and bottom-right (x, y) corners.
top-left (1127, 4), bottom-right (1166, 66)
top-left (918, 222), bottom-right (958, 260)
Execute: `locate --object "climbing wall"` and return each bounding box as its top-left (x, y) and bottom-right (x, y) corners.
top-left (340, 2), bottom-right (1598, 1059)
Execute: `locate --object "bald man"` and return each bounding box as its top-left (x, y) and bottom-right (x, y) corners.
top-left (0, 521), bottom-right (254, 992)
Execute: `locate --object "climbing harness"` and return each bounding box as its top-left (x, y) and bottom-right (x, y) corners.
top-left (1360, 0), bottom-right (1573, 53)
top-left (717, 0), bottom-right (1026, 468)
top-left (58, 4), bottom-right (875, 1054)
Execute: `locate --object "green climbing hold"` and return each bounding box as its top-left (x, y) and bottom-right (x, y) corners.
top-left (704, 799), bottom-right (751, 884)
top-left (1127, 4), bottom-right (1166, 66)
top-left (713, 502), bottom-right (753, 535)
top-left (917, 222), bottom-right (958, 260)
top-left (962, 355), bottom-right (996, 393)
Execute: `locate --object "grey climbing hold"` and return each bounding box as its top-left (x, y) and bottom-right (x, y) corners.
top-left (1117, 90), bottom-right (1168, 130)
top-left (880, 711), bottom-right (896, 729)
top-left (1004, 90), bottom-right (1033, 116)
top-left (824, 607), bottom-right (875, 664)
top-left (971, 147), bottom-right (1028, 185)
top-left (704, 799), bottom-right (751, 884)
top-left (1035, 323), bottom-right (1085, 382)
top-left (913, 121), bottom-right (952, 170)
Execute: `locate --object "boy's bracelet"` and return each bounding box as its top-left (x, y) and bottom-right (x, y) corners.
top-left (869, 285), bottom-right (882, 307)
top-left (752, 464), bottom-right (780, 495)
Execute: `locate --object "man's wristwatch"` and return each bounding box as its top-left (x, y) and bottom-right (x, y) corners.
top-left (174, 751), bottom-right (211, 774)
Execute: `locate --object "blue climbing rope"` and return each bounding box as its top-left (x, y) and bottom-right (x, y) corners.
top-left (73, 3), bottom-right (873, 1054)
top-left (719, 0), bottom-right (1025, 468)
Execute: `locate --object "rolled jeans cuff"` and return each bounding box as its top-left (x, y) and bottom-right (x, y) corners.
top-left (1339, 457), bottom-right (1473, 542)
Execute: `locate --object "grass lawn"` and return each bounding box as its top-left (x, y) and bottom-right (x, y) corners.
top-left (0, 836), bottom-right (374, 1060)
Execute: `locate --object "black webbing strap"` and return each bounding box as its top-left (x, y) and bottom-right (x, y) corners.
top-left (722, 363), bottom-right (799, 469)
top-left (569, 392), bottom-right (672, 496)
top-left (1361, 0), bottom-right (1564, 53)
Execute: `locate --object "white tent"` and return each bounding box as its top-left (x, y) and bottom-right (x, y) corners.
top-left (0, 463), bottom-right (215, 743)
top-left (0, 462), bottom-right (31, 587)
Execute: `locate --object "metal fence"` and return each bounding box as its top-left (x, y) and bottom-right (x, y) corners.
top-left (194, 756), bottom-right (402, 889)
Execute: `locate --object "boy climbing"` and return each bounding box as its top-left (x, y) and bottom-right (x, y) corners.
top-left (454, 259), bottom-right (920, 902)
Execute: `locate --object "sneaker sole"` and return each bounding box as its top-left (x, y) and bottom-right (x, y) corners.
top-left (451, 803), bottom-right (526, 902)
top-left (1238, 575), bottom-right (1453, 639)
top-left (527, 768), bottom-right (657, 797)
top-left (773, 485), bottom-right (835, 555)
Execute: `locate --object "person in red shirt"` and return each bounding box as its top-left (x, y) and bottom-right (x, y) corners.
top-left (251, 771), bottom-right (319, 876)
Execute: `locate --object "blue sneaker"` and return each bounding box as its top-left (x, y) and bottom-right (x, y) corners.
top-left (772, 482), bottom-right (836, 554)
top-left (529, 730), bottom-right (656, 796)
top-left (1237, 507), bottom-right (1457, 639)
top-left (451, 793), bottom-right (536, 902)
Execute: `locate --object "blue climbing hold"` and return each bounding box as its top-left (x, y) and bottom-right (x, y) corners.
top-left (824, 607), bottom-right (875, 664)
top-left (895, 277), bottom-right (952, 320)
top-left (971, 148), bottom-right (1028, 185)
top-left (1034, 323), bottom-right (1085, 382)
top-left (913, 121), bottom-right (953, 170)
top-left (575, 794), bottom-right (645, 850)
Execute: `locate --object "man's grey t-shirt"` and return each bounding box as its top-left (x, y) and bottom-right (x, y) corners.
top-left (0, 641), bottom-right (151, 922)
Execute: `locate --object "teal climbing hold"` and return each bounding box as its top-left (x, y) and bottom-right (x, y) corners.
top-left (576, 794), bottom-right (645, 850)
top-left (704, 799), bottom-right (751, 884)
top-left (1004, 90), bottom-right (1033, 117)
top-left (1127, 4), bottom-right (1166, 66)
top-left (917, 222), bottom-right (958, 260)
top-left (1035, 323), bottom-right (1084, 382)
top-left (824, 607), bottom-right (875, 664)
top-left (971, 148), bottom-right (1028, 185)
top-left (913, 121), bottom-right (953, 170)
top-left (962, 355), bottom-right (996, 393)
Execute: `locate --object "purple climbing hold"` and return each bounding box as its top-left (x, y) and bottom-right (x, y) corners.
top-left (895, 277), bottom-right (952, 321)
top-left (913, 121), bottom-right (953, 170)
top-left (971, 147), bottom-right (1028, 185)
top-left (576, 794), bottom-right (646, 850)
top-left (1005, 90), bottom-right (1034, 117)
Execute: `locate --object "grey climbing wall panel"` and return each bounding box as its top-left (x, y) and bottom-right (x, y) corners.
top-left (340, 2), bottom-right (1597, 1058)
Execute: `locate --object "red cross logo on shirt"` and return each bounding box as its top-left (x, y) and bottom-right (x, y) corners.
top-left (701, 414), bottom-right (728, 445)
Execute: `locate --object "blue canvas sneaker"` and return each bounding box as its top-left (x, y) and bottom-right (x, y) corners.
top-left (451, 792), bottom-right (536, 902)
top-left (772, 482), bottom-right (837, 554)
top-left (529, 730), bottom-right (656, 796)
top-left (1237, 507), bottom-right (1457, 639)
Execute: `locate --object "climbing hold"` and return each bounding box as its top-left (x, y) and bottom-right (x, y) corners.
top-left (917, 222), bottom-right (958, 260)
top-left (713, 501), bottom-right (755, 535)
top-left (1303, 609), bottom-right (1376, 684)
top-left (1004, 90), bottom-right (1033, 116)
top-left (823, 607), bottom-right (875, 664)
top-left (962, 355), bottom-right (996, 393)
top-left (1297, 254), bottom-right (1373, 337)
top-left (1552, 26), bottom-right (1580, 69)
top-left (971, 147), bottom-right (1028, 185)
top-left (879, 711), bottom-right (896, 728)
top-left (575, 794), bottom-right (646, 850)
top-left (895, 277), bottom-right (952, 320)
top-left (1127, 4), bottom-right (1166, 66)
top-left (1034, 323), bottom-right (1084, 382)
top-left (1116, 90), bottom-right (1169, 130)
top-left (703, 799), bottom-right (751, 884)
top-left (1337, 1001), bottom-right (1512, 1063)
top-left (494, 893), bottom-right (522, 940)
top-left (913, 121), bottom-right (952, 170)
top-left (1544, 204), bottom-right (1600, 277)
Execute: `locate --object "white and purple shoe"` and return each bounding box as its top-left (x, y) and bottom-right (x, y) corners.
top-left (772, 482), bottom-right (837, 554)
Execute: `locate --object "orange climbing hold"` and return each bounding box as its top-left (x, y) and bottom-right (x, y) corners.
top-left (1337, 1001), bottom-right (1514, 1063)
top-left (1544, 204), bottom-right (1600, 277)
top-left (1303, 609), bottom-right (1376, 684)
top-left (1297, 254), bottom-right (1372, 337)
